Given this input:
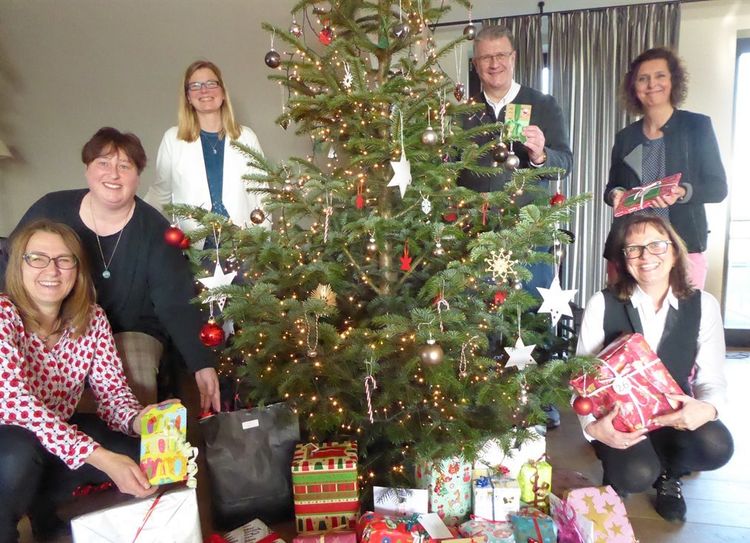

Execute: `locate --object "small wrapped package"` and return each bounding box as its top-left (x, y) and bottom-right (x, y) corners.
top-left (570, 333), bottom-right (683, 432)
top-left (472, 475), bottom-right (520, 521)
top-left (458, 518), bottom-right (514, 543)
top-left (415, 457), bottom-right (472, 526)
top-left (503, 104), bottom-right (532, 142)
top-left (292, 441), bottom-right (359, 533)
top-left (474, 428), bottom-right (545, 480)
top-left (373, 487), bottom-right (429, 516)
top-left (509, 508), bottom-right (556, 543)
top-left (614, 173), bottom-right (682, 217)
top-left (293, 531), bottom-right (357, 543)
top-left (222, 518), bottom-right (286, 543)
top-left (357, 511), bottom-right (434, 543)
top-left (71, 486), bottom-right (201, 543)
top-left (518, 458), bottom-right (552, 513)
top-left (564, 486), bottom-right (636, 543)
top-left (139, 402), bottom-right (197, 486)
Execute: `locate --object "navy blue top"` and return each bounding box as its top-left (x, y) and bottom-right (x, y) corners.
top-left (200, 130), bottom-right (229, 217)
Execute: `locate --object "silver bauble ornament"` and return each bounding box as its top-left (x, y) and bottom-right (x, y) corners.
top-left (420, 339), bottom-right (444, 366)
top-left (504, 152), bottom-right (520, 171)
top-left (264, 50), bottom-right (281, 69)
top-left (289, 21), bottom-right (302, 37)
top-left (250, 209), bottom-right (266, 224)
top-left (421, 126), bottom-right (438, 146)
top-left (402, 85), bottom-right (413, 96)
top-left (492, 142), bottom-right (509, 165)
top-left (453, 82), bottom-right (465, 101)
top-left (463, 23), bottom-right (476, 40)
top-left (391, 21), bottom-right (411, 39)
top-left (367, 237), bottom-right (378, 253)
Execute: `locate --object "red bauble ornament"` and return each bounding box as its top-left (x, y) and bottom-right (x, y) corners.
top-left (200, 320), bottom-right (225, 348)
top-left (549, 192), bottom-right (566, 206)
top-left (179, 235), bottom-right (191, 250)
top-left (442, 210), bottom-right (458, 223)
top-left (164, 225), bottom-right (185, 247)
top-left (355, 193), bottom-right (365, 210)
top-left (318, 26), bottom-right (333, 45)
top-left (573, 395), bottom-right (594, 416)
top-left (493, 290), bottom-right (508, 305)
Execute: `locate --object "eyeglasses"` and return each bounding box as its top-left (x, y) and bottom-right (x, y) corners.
top-left (622, 240), bottom-right (672, 259)
top-left (23, 252), bottom-right (78, 270)
top-left (187, 80), bottom-right (221, 92)
top-left (475, 51), bottom-right (514, 65)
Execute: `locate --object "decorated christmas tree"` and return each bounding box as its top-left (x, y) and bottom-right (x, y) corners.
top-left (174, 0), bottom-right (589, 483)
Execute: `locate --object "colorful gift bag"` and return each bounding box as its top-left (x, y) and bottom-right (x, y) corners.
top-left (614, 173), bottom-right (682, 217)
top-left (357, 511), bottom-right (434, 543)
top-left (548, 493), bottom-right (588, 543)
top-left (565, 486), bottom-right (636, 543)
top-left (472, 475), bottom-right (520, 521)
top-left (518, 459), bottom-right (552, 513)
top-left (458, 518), bottom-right (515, 543)
top-left (570, 333), bottom-right (684, 432)
top-left (503, 104), bottom-right (532, 142)
top-left (139, 402), bottom-right (197, 486)
top-left (292, 441), bottom-right (359, 533)
top-left (71, 486), bottom-right (201, 543)
top-left (415, 457), bottom-right (472, 526)
top-left (474, 427), bottom-right (545, 480)
top-left (509, 508), bottom-right (556, 543)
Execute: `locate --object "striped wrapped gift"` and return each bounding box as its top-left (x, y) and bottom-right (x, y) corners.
top-left (291, 441), bottom-right (359, 534)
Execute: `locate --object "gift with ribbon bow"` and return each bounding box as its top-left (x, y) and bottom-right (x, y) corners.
top-left (509, 508), bottom-right (556, 543)
top-left (518, 458), bottom-right (551, 513)
top-left (614, 173), bottom-right (682, 217)
top-left (570, 333), bottom-right (683, 432)
top-left (503, 104), bottom-right (532, 143)
top-left (357, 511), bottom-right (436, 543)
top-left (472, 474), bottom-right (520, 521)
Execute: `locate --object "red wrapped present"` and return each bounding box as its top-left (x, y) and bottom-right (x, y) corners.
top-left (570, 333), bottom-right (683, 432)
top-left (614, 173), bottom-right (682, 217)
top-left (357, 511), bottom-right (435, 543)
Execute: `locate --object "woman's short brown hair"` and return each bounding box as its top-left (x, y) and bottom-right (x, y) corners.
top-left (609, 215), bottom-right (694, 300)
top-left (5, 220), bottom-right (95, 337)
top-left (621, 47), bottom-right (688, 115)
top-left (81, 127), bottom-right (147, 174)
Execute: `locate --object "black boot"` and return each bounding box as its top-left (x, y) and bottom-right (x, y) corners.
top-left (653, 472), bottom-right (686, 522)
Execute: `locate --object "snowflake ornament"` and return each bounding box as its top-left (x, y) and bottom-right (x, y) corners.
top-left (485, 249), bottom-right (516, 283)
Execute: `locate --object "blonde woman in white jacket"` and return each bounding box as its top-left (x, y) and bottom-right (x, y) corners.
top-left (145, 60), bottom-right (269, 235)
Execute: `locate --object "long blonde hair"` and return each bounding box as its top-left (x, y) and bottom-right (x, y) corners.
top-left (177, 60), bottom-right (241, 141)
top-left (5, 220), bottom-right (95, 338)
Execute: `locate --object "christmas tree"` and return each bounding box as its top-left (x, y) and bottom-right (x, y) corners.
top-left (175, 0), bottom-right (589, 483)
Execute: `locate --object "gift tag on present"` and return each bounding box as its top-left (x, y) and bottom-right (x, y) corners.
top-left (503, 104), bottom-right (531, 142)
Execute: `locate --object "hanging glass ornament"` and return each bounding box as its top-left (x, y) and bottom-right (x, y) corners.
top-left (504, 151), bottom-right (520, 171)
top-left (264, 49), bottom-right (281, 69)
top-left (391, 21), bottom-right (411, 39)
top-left (421, 126), bottom-right (438, 146)
top-left (492, 141), bottom-right (509, 166)
top-left (250, 209), bottom-right (266, 224)
top-left (318, 26), bottom-right (334, 45)
top-left (289, 19), bottom-right (302, 37)
top-left (419, 338), bottom-right (444, 366)
top-left (463, 23), bottom-right (476, 40)
top-left (453, 82), bottom-right (465, 102)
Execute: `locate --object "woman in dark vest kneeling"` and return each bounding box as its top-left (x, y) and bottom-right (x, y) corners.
top-left (575, 214), bottom-right (733, 522)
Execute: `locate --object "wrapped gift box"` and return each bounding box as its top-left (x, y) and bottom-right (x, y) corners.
top-left (458, 518), bottom-right (514, 543)
top-left (474, 427), bottom-right (545, 479)
top-left (614, 173), bottom-right (682, 217)
top-left (357, 511), bottom-right (435, 543)
top-left (292, 441), bottom-right (359, 533)
top-left (509, 508), bottom-right (556, 543)
top-left (71, 486), bottom-right (201, 543)
top-left (570, 333), bottom-right (683, 432)
top-left (140, 402), bottom-right (195, 486)
top-left (565, 486), bottom-right (636, 543)
top-left (472, 475), bottom-right (520, 521)
top-left (293, 531), bottom-right (357, 543)
top-left (415, 457), bottom-right (472, 526)
top-left (373, 486), bottom-right (429, 516)
top-left (518, 459), bottom-right (552, 513)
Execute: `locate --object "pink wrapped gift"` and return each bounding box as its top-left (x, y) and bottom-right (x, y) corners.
top-left (293, 531), bottom-right (356, 543)
top-left (614, 173), bottom-right (682, 217)
top-left (565, 486), bottom-right (636, 543)
top-left (570, 333), bottom-right (683, 432)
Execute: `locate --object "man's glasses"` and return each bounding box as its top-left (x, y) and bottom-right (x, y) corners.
top-left (475, 51), bottom-right (514, 65)
top-left (187, 80), bottom-right (221, 92)
top-left (622, 240), bottom-right (672, 259)
top-left (23, 253), bottom-right (78, 270)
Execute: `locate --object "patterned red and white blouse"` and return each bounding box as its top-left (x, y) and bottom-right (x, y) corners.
top-left (0, 295), bottom-right (142, 469)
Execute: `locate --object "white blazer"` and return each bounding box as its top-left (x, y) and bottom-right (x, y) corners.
top-left (145, 125), bottom-right (269, 232)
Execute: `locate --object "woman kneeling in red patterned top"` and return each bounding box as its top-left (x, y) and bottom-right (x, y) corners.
top-left (0, 219), bottom-right (166, 542)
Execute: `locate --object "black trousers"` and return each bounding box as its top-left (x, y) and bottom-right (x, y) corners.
top-left (592, 419), bottom-right (734, 495)
top-left (0, 414), bottom-right (139, 543)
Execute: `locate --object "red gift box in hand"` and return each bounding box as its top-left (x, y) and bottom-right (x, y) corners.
top-left (614, 173), bottom-right (682, 217)
top-left (570, 333), bottom-right (684, 432)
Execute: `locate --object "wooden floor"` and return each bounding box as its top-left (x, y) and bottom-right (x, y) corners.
top-left (21, 353), bottom-right (750, 542)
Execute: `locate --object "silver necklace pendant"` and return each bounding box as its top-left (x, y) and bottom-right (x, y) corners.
top-left (102, 269), bottom-right (111, 279)
top-left (212, 148), bottom-right (217, 154)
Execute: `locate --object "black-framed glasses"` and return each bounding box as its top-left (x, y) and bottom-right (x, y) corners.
top-left (475, 51), bottom-right (514, 65)
top-left (23, 252), bottom-right (78, 270)
top-left (187, 80), bottom-right (221, 92)
top-left (622, 240), bottom-right (672, 259)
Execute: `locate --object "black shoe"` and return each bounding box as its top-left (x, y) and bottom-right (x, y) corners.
top-left (542, 404), bottom-right (561, 429)
top-left (653, 472), bottom-right (687, 522)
